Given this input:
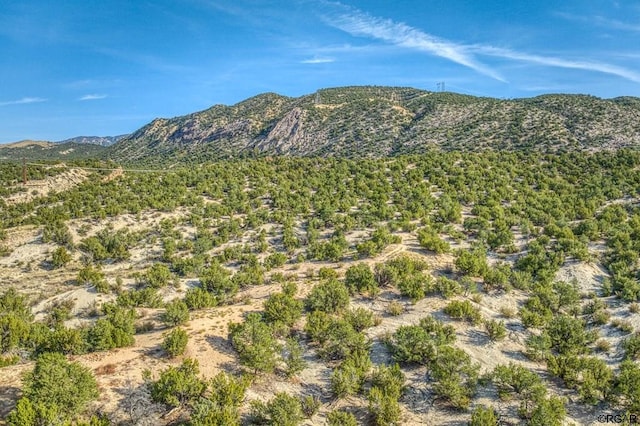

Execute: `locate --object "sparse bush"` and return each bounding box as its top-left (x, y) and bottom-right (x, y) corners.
top-left (344, 307), bottom-right (376, 332)
top-left (51, 247), bottom-right (72, 268)
top-left (387, 301), bottom-right (404, 316)
top-left (595, 339), bottom-right (611, 353)
top-left (484, 319), bottom-right (507, 342)
top-left (300, 395), bottom-right (321, 418)
top-left (443, 300), bottom-right (482, 324)
top-left (611, 318), bottom-right (634, 333)
top-left (283, 337), bottom-right (307, 378)
top-left (77, 265), bottom-right (109, 293)
top-left (469, 405), bottom-right (499, 426)
top-left (162, 300), bottom-right (189, 327)
top-left (500, 306), bottom-right (517, 318)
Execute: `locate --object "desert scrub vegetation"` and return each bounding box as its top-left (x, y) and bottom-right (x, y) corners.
top-left (2, 149), bottom-right (640, 424)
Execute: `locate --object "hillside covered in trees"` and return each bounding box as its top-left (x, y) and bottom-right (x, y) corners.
top-left (106, 86), bottom-right (640, 164)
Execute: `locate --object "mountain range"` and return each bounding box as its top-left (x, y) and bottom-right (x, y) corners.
top-left (56, 135), bottom-right (127, 147)
top-left (3, 86), bottom-right (640, 163)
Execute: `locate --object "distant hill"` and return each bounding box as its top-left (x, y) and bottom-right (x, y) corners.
top-left (0, 140), bottom-right (105, 161)
top-left (3, 140), bottom-right (52, 149)
top-left (56, 135), bottom-right (128, 147)
top-left (106, 86), bottom-right (640, 163)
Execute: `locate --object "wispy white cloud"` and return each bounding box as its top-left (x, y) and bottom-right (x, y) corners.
top-left (0, 97), bottom-right (47, 106)
top-left (301, 57), bottom-right (335, 64)
top-left (473, 46), bottom-right (640, 83)
top-left (321, 3), bottom-right (640, 84)
top-left (325, 4), bottom-right (506, 82)
top-left (556, 12), bottom-right (640, 33)
top-left (79, 94), bottom-right (108, 101)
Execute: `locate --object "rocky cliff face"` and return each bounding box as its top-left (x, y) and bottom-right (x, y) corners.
top-left (107, 86), bottom-right (640, 163)
top-left (56, 135), bottom-right (127, 147)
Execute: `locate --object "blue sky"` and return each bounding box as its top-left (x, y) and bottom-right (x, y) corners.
top-left (1, 0), bottom-right (639, 142)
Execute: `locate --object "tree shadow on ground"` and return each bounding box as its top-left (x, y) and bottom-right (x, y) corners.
top-left (0, 385), bottom-right (20, 419)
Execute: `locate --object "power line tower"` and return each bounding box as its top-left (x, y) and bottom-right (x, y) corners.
top-left (315, 91), bottom-right (321, 105)
top-left (437, 82), bottom-right (446, 92)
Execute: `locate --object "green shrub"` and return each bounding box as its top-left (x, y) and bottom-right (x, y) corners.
top-left (283, 337), bottom-right (307, 378)
top-left (545, 315), bottom-right (592, 356)
top-left (397, 274), bottom-right (432, 302)
top-left (77, 265), bottom-right (108, 293)
top-left (331, 350), bottom-right (371, 398)
top-left (455, 248), bottom-right (488, 277)
top-left (184, 287), bottom-right (217, 310)
top-left (492, 362), bottom-right (545, 401)
top-left (371, 363), bottom-right (405, 399)
top-left (327, 410), bottom-right (357, 426)
top-left (305, 279), bottom-right (349, 314)
top-left (263, 286), bottom-right (303, 327)
top-left (430, 345), bottom-right (479, 409)
top-left (0, 295), bottom-right (33, 353)
top-left (484, 319), bottom-right (507, 342)
top-left (7, 352), bottom-right (98, 425)
top-left (617, 360), bottom-right (640, 412)
top-left (116, 287), bottom-right (162, 308)
top-left (144, 358), bottom-right (207, 408)
top-left (469, 405), bottom-right (499, 426)
top-left (162, 327), bottom-right (188, 358)
top-left (264, 252), bottom-right (287, 270)
top-left (143, 263), bottom-right (174, 288)
top-left (417, 227), bottom-right (450, 254)
top-left (199, 263), bottom-right (237, 302)
top-left (229, 313), bottom-right (279, 374)
top-left (300, 395), bottom-right (321, 418)
top-left (162, 300), bottom-right (189, 327)
top-left (344, 307), bottom-right (377, 332)
top-left (387, 325), bottom-right (436, 365)
top-left (191, 371), bottom-right (248, 425)
top-left (250, 392), bottom-right (304, 426)
top-left (86, 304), bottom-right (135, 351)
top-left (345, 263), bottom-right (378, 296)
top-left (623, 332), bottom-right (640, 360)
top-left (435, 276), bottom-right (462, 298)
top-left (51, 247), bottom-right (72, 268)
top-left (368, 386), bottom-right (401, 426)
